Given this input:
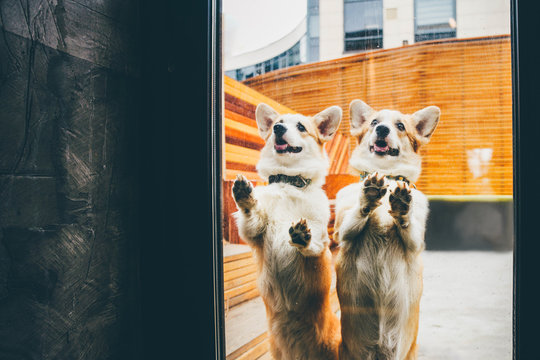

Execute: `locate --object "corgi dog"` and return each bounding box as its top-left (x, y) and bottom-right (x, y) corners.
top-left (334, 100), bottom-right (440, 360)
top-left (232, 103), bottom-right (342, 360)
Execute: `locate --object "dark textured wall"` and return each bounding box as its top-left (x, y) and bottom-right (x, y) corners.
top-left (0, 0), bottom-right (140, 359)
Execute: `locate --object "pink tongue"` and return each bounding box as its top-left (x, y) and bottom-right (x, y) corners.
top-left (374, 144), bottom-right (389, 153)
top-left (275, 143), bottom-right (288, 151)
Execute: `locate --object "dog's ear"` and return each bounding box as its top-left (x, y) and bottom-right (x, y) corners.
top-left (349, 100), bottom-right (375, 136)
top-left (313, 106), bottom-right (342, 142)
top-left (256, 103), bottom-right (280, 139)
top-left (412, 106), bottom-right (440, 143)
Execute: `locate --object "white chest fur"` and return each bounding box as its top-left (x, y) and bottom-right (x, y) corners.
top-left (253, 183), bottom-right (330, 311)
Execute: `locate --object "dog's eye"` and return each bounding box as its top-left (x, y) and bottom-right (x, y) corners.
top-left (370, 119), bottom-right (378, 126)
top-left (396, 122), bottom-right (405, 131)
top-left (297, 123), bottom-right (306, 132)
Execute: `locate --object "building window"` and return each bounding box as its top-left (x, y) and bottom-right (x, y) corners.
top-left (344, 0), bottom-right (383, 52)
top-left (415, 0), bottom-right (456, 42)
top-left (272, 57), bottom-right (279, 71)
top-left (307, 0), bottom-right (320, 62)
top-left (229, 40), bottom-right (304, 81)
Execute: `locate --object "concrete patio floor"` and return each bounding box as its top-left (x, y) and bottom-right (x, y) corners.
top-left (417, 251), bottom-right (513, 359)
top-left (224, 250), bottom-right (513, 359)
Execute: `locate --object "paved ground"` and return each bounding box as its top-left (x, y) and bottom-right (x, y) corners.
top-left (225, 250), bottom-right (513, 359)
top-left (417, 251), bottom-right (513, 360)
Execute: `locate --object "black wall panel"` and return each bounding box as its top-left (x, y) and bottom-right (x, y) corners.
top-left (0, 1), bottom-right (141, 358)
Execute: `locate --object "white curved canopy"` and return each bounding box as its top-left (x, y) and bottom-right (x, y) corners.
top-left (223, 0), bottom-right (307, 71)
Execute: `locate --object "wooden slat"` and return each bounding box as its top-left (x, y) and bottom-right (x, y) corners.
top-left (224, 257), bottom-right (255, 273)
top-left (226, 132), bottom-right (264, 151)
top-left (226, 153), bottom-right (259, 167)
top-left (224, 272), bottom-right (257, 291)
top-left (225, 76), bottom-right (296, 115)
top-left (224, 251), bottom-right (253, 263)
top-left (225, 281), bottom-right (258, 300)
top-left (227, 333), bottom-right (269, 360)
top-left (324, 174), bottom-right (361, 200)
top-left (225, 92), bottom-right (257, 119)
top-left (257, 352), bottom-right (273, 360)
top-left (236, 339), bottom-right (270, 360)
top-left (226, 161), bottom-right (258, 174)
top-left (224, 263), bottom-right (258, 282)
top-left (227, 288), bottom-right (260, 308)
top-left (225, 169), bottom-right (262, 182)
top-left (226, 143), bottom-right (261, 159)
top-left (225, 108), bottom-right (257, 127)
top-left (224, 118), bottom-right (260, 138)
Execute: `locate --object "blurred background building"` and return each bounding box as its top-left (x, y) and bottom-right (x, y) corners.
top-left (224, 0), bottom-right (510, 81)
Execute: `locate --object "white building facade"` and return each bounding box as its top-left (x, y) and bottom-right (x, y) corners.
top-left (224, 0), bottom-right (511, 80)
top-left (318, 0), bottom-right (510, 61)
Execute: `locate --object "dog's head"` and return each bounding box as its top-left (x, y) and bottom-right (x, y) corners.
top-left (255, 103), bottom-right (342, 186)
top-left (348, 99), bottom-right (440, 182)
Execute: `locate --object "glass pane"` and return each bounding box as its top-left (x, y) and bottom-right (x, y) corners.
top-left (344, 0), bottom-right (383, 51)
top-left (344, 0), bottom-right (383, 33)
top-left (416, 0), bottom-right (455, 26)
top-left (309, 14), bottom-right (320, 38)
top-left (221, 0), bottom-right (512, 358)
top-left (415, 0), bottom-right (457, 42)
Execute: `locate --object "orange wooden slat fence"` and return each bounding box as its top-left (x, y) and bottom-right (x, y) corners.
top-left (244, 35), bottom-right (513, 196)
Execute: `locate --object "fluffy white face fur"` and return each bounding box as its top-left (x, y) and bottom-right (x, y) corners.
top-left (348, 99), bottom-right (440, 182)
top-left (255, 103), bottom-right (342, 186)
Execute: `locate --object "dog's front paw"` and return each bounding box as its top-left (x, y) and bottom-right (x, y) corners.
top-left (389, 181), bottom-right (412, 227)
top-left (361, 172), bottom-right (388, 215)
top-left (232, 174), bottom-right (256, 212)
top-left (289, 219), bottom-right (311, 249)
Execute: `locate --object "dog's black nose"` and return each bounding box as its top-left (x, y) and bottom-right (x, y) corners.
top-left (376, 125), bottom-right (390, 138)
top-left (273, 123), bottom-right (287, 137)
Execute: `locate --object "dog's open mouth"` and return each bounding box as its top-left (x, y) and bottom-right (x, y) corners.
top-left (370, 140), bottom-right (399, 156)
top-left (275, 138), bottom-right (302, 154)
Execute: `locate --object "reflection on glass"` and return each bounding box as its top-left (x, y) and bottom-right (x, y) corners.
top-left (415, 0), bottom-right (457, 42)
top-left (344, 0), bottom-right (384, 51)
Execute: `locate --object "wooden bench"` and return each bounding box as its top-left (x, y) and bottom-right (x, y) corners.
top-left (224, 244), bottom-right (260, 310)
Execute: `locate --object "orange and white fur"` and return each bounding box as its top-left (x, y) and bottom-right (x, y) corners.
top-left (335, 100), bottom-right (440, 360)
top-left (232, 103), bottom-right (342, 360)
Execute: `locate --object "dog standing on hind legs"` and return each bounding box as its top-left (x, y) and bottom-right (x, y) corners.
top-left (232, 103), bottom-right (342, 360)
top-left (334, 100), bottom-right (440, 360)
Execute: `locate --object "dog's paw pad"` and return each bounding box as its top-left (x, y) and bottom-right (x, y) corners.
top-left (363, 172), bottom-right (388, 203)
top-left (232, 174), bottom-right (253, 202)
top-left (289, 219), bottom-right (311, 248)
top-left (389, 181), bottom-right (412, 217)
top-left (232, 174), bottom-right (256, 212)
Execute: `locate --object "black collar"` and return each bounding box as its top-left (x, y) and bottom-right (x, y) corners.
top-left (268, 174), bottom-right (312, 188)
top-left (358, 171), bottom-right (413, 186)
